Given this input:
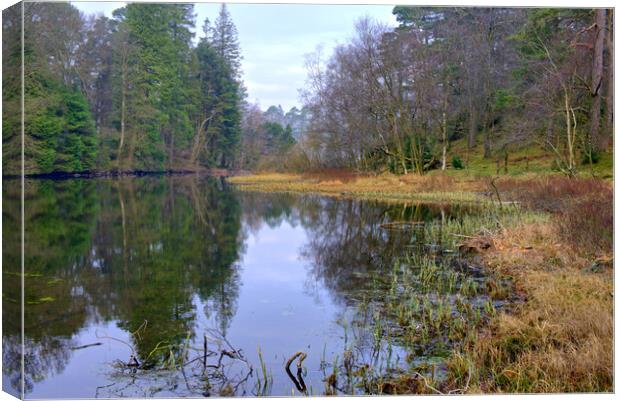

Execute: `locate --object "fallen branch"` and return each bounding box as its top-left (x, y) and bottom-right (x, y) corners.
top-left (412, 371), bottom-right (444, 395)
top-left (285, 351), bottom-right (308, 394)
top-left (71, 342), bottom-right (103, 350)
top-left (488, 176), bottom-right (503, 209)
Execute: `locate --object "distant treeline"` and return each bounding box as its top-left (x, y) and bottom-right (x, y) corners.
top-left (293, 8), bottom-right (614, 176)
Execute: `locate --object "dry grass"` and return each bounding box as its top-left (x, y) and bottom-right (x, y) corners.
top-left (495, 175), bottom-right (612, 212)
top-left (230, 171), bottom-right (613, 393)
top-left (448, 221), bottom-right (613, 393)
top-left (228, 172), bottom-right (487, 203)
top-left (495, 175), bottom-right (613, 257)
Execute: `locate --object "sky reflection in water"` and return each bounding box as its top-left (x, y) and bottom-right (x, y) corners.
top-left (2, 176), bottom-right (477, 398)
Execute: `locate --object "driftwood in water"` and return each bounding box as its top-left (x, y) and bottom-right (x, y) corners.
top-left (70, 342), bottom-right (103, 350)
top-left (285, 351), bottom-right (307, 394)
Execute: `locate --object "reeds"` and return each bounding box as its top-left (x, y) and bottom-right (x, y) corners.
top-left (255, 345), bottom-right (272, 396)
top-left (320, 190), bottom-right (612, 395)
top-left (320, 204), bottom-right (521, 395)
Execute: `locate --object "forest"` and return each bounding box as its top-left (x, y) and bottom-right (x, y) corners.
top-left (2, 4), bottom-right (614, 177)
top-left (2, 2), bottom-right (296, 175)
top-left (295, 8), bottom-right (614, 176)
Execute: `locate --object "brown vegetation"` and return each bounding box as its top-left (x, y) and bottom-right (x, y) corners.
top-left (449, 220), bottom-right (613, 393)
top-left (495, 175), bottom-right (613, 256)
top-left (229, 171), bottom-right (614, 393)
top-left (228, 172), bottom-right (486, 203)
top-left (444, 176), bottom-right (613, 392)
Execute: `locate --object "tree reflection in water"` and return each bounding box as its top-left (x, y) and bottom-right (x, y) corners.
top-left (238, 193), bottom-right (475, 306)
top-left (237, 193), bottom-right (487, 394)
top-left (3, 177), bottom-right (484, 397)
top-left (2, 176), bottom-right (245, 396)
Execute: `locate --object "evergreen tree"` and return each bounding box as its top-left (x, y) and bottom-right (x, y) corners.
top-left (2, 3), bottom-right (23, 174)
top-left (161, 4), bottom-right (196, 167)
top-left (3, 2), bottom-right (97, 174)
top-left (210, 4), bottom-right (242, 79)
top-left (192, 26), bottom-right (241, 169)
top-left (112, 4), bottom-right (197, 170)
top-left (3, 2), bottom-right (250, 174)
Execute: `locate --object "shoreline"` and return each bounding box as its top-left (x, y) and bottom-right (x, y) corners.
top-left (227, 171), bottom-right (614, 393)
top-left (4, 170), bottom-right (613, 393)
top-left (2, 168), bottom-right (243, 180)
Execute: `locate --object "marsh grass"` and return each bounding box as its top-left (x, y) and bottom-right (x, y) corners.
top-left (228, 173), bottom-right (485, 203)
top-left (319, 197), bottom-right (612, 395)
top-left (255, 346), bottom-right (273, 396)
top-left (318, 204), bottom-right (532, 395)
top-left (443, 210), bottom-right (613, 393)
top-left (495, 175), bottom-right (613, 257)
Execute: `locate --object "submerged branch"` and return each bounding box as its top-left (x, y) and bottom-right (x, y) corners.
top-left (285, 352), bottom-right (308, 394)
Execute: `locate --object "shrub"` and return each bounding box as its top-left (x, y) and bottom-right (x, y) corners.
top-left (558, 193), bottom-right (612, 256)
top-left (495, 176), bottom-right (612, 256)
top-left (581, 150), bottom-right (601, 165)
top-left (451, 155), bottom-right (464, 170)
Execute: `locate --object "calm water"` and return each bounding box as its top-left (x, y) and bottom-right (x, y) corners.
top-left (2, 176), bottom-right (484, 398)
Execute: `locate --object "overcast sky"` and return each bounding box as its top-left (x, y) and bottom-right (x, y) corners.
top-left (71, 1), bottom-right (397, 111)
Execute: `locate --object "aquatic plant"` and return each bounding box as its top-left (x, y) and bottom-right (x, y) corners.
top-left (318, 202), bottom-right (539, 395)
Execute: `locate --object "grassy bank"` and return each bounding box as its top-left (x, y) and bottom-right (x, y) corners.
top-left (437, 139), bottom-right (613, 179)
top-left (447, 175), bottom-right (613, 393)
top-left (448, 218), bottom-right (613, 393)
top-left (227, 171), bottom-right (613, 393)
top-left (228, 172), bottom-right (488, 203)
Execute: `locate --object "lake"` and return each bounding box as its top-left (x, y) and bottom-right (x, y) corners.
top-left (2, 175), bottom-right (496, 398)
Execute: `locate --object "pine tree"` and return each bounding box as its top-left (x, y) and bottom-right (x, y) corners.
top-left (192, 30), bottom-right (241, 169)
top-left (211, 4), bottom-right (242, 80)
top-left (112, 4), bottom-right (197, 170)
top-left (3, 2), bottom-right (98, 174)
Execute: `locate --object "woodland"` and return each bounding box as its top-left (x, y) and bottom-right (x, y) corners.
top-left (2, 5), bottom-right (613, 177)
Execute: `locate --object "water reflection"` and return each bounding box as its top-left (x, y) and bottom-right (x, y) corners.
top-left (2, 176), bottom-right (480, 398)
top-left (239, 193), bottom-right (474, 307)
top-left (4, 176), bottom-right (245, 396)
top-left (3, 178), bottom-right (22, 398)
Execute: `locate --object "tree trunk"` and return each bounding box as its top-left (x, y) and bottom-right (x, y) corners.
top-left (564, 88), bottom-right (577, 175)
top-left (604, 9), bottom-right (613, 139)
top-left (483, 116), bottom-right (492, 159)
top-left (441, 113), bottom-right (448, 171)
top-left (128, 129), bottom-right (136, 169)
top-left (117, 36), bottom-right (130, 171)
top-left (118, 83), bottom-right (126, 170)
top-left (483, 133), bottom-right (491, 158)
top-left (169, 133), bottom-right (174, 169)
top-left (441, 91), bottom-right (449, 171)
top-left (468, 97), bottom-right (477, 149)
top-left (441, 111), bottom-right (447, 171)
top-left (590, 9), bottom-right (606, 151)
top-left (190, 113), bottom-right (216, 166)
